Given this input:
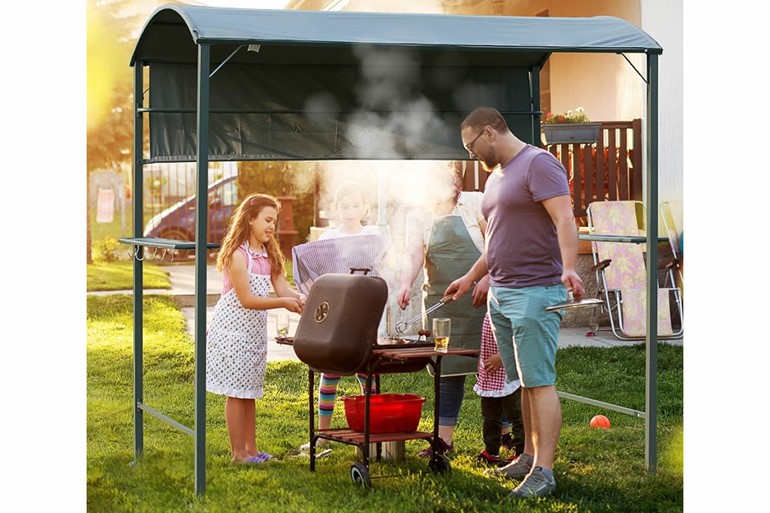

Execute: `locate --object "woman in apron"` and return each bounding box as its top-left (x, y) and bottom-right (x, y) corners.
top-left (396, 166), bottom-right (488, 457)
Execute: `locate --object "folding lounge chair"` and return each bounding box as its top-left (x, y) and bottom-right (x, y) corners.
top-left (586, 200), bottom-right (683, 340)
top-left (659, 201), bottom-right (684, 290)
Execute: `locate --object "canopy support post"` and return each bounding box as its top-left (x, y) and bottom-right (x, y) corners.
top-left (528, 64), bottom-right (542, 144)
top-left (644, 52), bottom-right (659, 474)
top-left (131, 59), bottom-right (145, 466)
top-left (194, 43), bottom-right (211, 496)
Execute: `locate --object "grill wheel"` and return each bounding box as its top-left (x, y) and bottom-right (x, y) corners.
top-left (428, 453), bottom-right (451, 474)
top-left (350, 462), bottom-right (371, 488)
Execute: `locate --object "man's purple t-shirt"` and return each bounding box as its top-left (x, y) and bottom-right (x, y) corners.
top-left (481, 144), bottom-right (570, 288)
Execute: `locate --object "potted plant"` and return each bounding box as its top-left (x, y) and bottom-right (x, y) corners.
top-left (541, 107), bottom-right (601, 145)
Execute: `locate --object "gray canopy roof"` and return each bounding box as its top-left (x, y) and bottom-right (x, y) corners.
top-left (131, 5), bottom-right (661, 162)
top-left (132, 5), bottom-right (661, 66)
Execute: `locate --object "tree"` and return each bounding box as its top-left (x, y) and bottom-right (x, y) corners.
top-left (86, 0), bottom-right (143, 263)
top-left (238, 161), bottom-right (320, 247)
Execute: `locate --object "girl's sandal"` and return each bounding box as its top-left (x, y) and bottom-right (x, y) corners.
top-left (246, 452), bottom-right (275, 464)
top-left (233, 452), bottom-right (274, 465)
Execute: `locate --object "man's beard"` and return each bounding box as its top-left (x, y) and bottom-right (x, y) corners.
top-left (479, 159), bottom-right (496, 173)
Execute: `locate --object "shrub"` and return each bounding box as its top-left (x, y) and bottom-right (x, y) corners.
top-left (93, 236), bottom-right (122, 262)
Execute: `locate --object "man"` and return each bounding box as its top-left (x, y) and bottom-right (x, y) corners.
top-left (445, 107), bottom-right (585, 499)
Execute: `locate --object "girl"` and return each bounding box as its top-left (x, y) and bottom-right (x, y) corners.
top-left (317, 180), bottom-right (380, 240)
top-left (206, 193), bottom-right (305, 464)
top-left (300, 181), bottom-right (381, 456)
top-left (474, 313), bottom-right (524, 466)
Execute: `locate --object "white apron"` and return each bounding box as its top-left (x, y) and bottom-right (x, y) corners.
top-left (206, 246), bottom-right (271, 399)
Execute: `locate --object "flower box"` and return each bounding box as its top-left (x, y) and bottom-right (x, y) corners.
top-left (542, 122), bottom-right (601, 145)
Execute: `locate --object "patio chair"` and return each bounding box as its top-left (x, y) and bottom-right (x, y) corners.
top-left (586, 200), bottom-right (683, 340)
top-left (660, 200), bottom-right (684, 289)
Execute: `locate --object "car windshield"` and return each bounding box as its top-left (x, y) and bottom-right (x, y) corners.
top-left (209, 179), bottom-right (238, 207)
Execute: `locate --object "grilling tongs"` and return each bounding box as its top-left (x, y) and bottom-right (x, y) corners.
top-left (395, 295), bottom-right (453, 334)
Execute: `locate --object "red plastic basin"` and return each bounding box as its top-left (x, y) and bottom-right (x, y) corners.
top-left (342, 393), bottom-right (426, 434)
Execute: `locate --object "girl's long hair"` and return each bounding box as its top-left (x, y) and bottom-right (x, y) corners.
top-left (216, 193), bottom-right (285, 277)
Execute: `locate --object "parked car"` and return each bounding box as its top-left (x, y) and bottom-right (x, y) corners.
top-left (143, 175), bottom-right (239, 249)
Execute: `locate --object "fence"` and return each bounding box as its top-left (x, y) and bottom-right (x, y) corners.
top-left (545, 119), bottom-right (643, 225)
top-left (456, 119), bottom-right (642, 225)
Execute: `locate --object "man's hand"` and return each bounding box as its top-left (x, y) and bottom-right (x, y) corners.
top-left (562, 270), bottom-right (585, 300)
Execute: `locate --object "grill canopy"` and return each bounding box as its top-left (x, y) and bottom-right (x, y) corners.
top-left (130, 5), bottom-right (662, 162)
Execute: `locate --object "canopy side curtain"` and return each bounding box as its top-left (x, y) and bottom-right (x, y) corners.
top-left (148, 61), bottom-right (536, 162)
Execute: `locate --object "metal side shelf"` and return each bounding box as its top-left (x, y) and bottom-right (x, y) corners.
top-left (119, 237), bottom-right (221, 250)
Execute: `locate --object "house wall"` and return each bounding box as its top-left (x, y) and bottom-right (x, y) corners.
top-left (532, 0), bottom-right (684, 234)
top-left (546, 0), bottom-right (644, 123)
top-left (640, 0), bottom-right (684, 229)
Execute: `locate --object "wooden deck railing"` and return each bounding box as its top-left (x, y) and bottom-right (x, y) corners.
top-left (545, 119), bottom-right (643, 225)
top-left (459, 119), bottom-right (643, 226)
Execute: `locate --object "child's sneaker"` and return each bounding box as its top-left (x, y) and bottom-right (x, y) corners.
top-left (297, 440), bottom-right (332, 458)
top-left (476, 450), bottom-right (502, 465)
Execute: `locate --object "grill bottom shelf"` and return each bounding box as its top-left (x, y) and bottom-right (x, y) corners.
top-left (317, 428), bottom-right (432, 444)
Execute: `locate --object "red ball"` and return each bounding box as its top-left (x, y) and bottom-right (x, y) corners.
top-left (590, 414), bottom-right (611, 429)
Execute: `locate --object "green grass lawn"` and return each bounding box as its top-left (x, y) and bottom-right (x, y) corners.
top-left (87, 258), bottom-right (293, 292)
top-left (87, 261), bottom-right (172, 291)
top-left (87, 294), bottom-right (683, 512)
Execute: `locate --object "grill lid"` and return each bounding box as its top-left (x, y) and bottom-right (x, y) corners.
top-left (293, 273), bottom-right (388, 374)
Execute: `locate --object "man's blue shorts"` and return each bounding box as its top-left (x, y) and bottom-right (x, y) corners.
top-left (488, 285), bottom-right (566, 388)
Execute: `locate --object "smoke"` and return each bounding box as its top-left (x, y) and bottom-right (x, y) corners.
top-left (314, 158), bottom-right (457, 336)
top-left (303, 1), bottom-right (472, 335)
top-left (311, 27), bottom-right (465, 279)
top-left (304, 91), bottom-right (341, 126)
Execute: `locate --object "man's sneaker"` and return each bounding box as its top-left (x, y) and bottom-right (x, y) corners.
top-left (476, 450), bottom-right (502, 465)
top-left (418, 437), bottom-right (453, 458)
top-left (508, 466), bottom-right (556, 498)
top-left (484, 453), bottom-right (533, 479)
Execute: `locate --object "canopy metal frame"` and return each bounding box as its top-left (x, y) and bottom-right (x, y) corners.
top-left (125, 4), bottom-right (663, 495)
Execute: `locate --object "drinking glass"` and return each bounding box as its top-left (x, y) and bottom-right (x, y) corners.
top-left (432, 318), bottom-right (450, 353)
top-left (276, 313), bottom-right (290, 337)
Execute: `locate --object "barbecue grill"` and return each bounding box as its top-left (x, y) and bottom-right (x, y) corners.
top-left (282, 270), bottom-right (478, 487)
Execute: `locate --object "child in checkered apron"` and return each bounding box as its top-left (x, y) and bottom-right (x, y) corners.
top-left (474, 312), bottom-right (525, 465)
